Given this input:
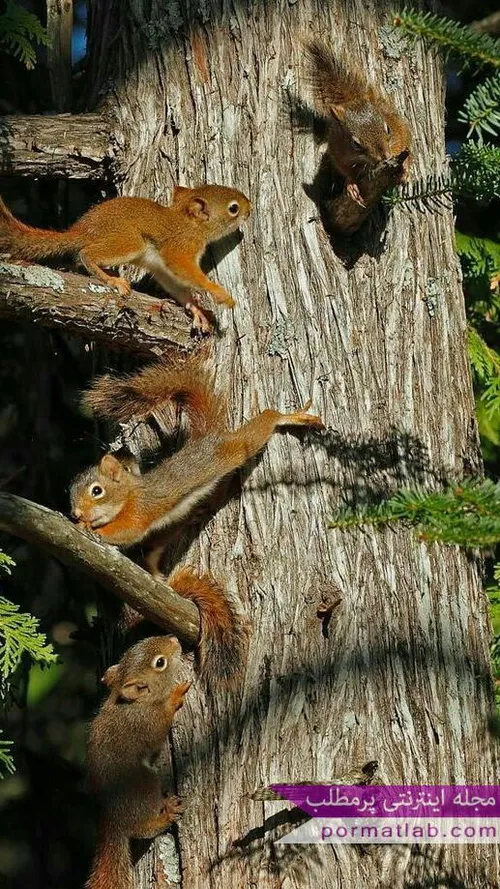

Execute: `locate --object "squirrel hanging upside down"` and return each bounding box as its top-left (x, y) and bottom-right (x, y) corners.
top-left (70, 354), bottom-right (325, 684)
top-left (303, 39), bottom-right (412, 206)
top-left (0, 184), bottom-right (251, 331)
top-left (86, 635), bottom-right (191, 889)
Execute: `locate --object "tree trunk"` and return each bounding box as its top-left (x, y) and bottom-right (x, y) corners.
top-left (84, 1), bottom-right (500, 886)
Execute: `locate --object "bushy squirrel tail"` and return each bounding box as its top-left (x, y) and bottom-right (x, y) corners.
top-left (303, 38), bottom-right (372, 109)
top-left (86, 828), bottom-right (132, 889)
top-left (168, 566), bottom-right (249, 687)
top-left (0, 196), bottom-right (79, 260)
top-left (82, 354), bottom-right (226, 439)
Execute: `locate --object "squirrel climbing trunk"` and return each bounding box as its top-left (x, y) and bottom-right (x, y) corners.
top-left (86, 828), bottom-right (132, 889)
top-left (0, 197), bottom-right (80, 260)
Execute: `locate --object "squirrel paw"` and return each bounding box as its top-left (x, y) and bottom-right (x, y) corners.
top-left (135, 797), bottom-right (184, 838)
top-left (284, 402), bottom-right (325, 430)
top-left (211, 285), bottom-right (235, 308)
top-left (186, 301), bottom-right (213, 334)
top-left (161, 795), bottom-right (184, 824)
top-left (169, 680), bottom-right (193, 713)
top-left (110, 276), bottom-right (131, 297)
top-left (346, 180), bottom-right (367, 208)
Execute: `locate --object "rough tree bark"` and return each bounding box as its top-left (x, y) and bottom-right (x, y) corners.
top-left (0, 261), bottom-right (192, 354)
top-left (0, 113), bottom-right (110, 178)
top-left (5, 0), bottom-right (499, 886)
top-left (82, 1), bottom-right (500, 886)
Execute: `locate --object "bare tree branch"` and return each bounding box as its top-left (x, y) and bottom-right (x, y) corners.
top-left (0, 493), bottom-right (200, 647)
top-left (323, 150), bottom-right (410, 236)
top-left (0, 114), bottom-right (111, 178)
top-left (0, 261), bottom-right (193, 355)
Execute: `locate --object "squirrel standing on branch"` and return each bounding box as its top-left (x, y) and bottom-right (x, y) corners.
top-left (0, 185), bottom-right (251, 331)
top-left (86, 635), bottom-right (191, 889)
top-left (70, 354), bottom-right (324, 683)
top-left (304, 39), bottom-right (412, 206)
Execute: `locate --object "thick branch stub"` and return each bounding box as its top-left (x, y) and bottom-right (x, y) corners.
top-left (0, 493), bottom-right (200, 647)
top-left (0, 114), bottom-right (111, 179)
top-left (323, 150), bottom-right (410, 236)
top-left (0, 262), bottom-right (193, 355)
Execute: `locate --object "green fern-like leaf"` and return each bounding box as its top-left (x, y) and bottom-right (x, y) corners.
top-left (487, 562), bottom-right (500, 602)
top-left (454, 142), bottom-right (500, 200)
top-left (0, 596), bottom-right (57, 695)
top-left (488, 564), bottom-right (500, 694)
top-left (329, 479), bottom-right (500, 547)
top-left (456, 232), bottom-right (500, 285)
top-left (0, 553), bottom-right (57, 776)
top-left (386, 143), bottom-right (500, 209)
top-left (0, 732), bottom-right (14, 777)
top-left (0, 1), bottom-right (49, 69)
top-left (383, 173), bottom-right (454, 210)
top-left (459, 74), bottom-right (500, 141)
top-left (0, 553), bottom-right (15, 575)
top-left (467, 327), bottom-right (500, 404)
top-left (392, 8), bottom-right (500, 70)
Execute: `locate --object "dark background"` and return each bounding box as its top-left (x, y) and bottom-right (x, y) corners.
top-left (0, 1), bottom-right (498, 887)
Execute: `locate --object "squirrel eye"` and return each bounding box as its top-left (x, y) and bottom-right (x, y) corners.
top-left (227, 201), bottom-right (240, 216)
top-left (351, 138), bottom-right (364, 152)
top-left (89, 484), bottom-right (104, 499)
top-left (384, 121), bottom-right (391, 136)
top-left (152, 655), bottom-right (168, 671)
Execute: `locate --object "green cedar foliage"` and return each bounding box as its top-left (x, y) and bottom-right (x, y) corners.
top-left (0, 553), bottom-right (57, 776)
top-left (392, 7), bottom-right (500, 70)
top-left (329, 480), bottom-right (500, 547)
top-left (0, 0), bottom-right (49, 69)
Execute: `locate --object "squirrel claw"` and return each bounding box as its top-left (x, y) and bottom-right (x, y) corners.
top-left (211, 286), bottom-right (235, 308)
top-left (293, 405), bottom-right (326, 430)
top-left (161, 795), bottom-right (184, 823)
top-left (187, 302), bottom-right (213, 335)
top-left (111, 277), bottom-right (131, 297)
top-left (346, 180), bottom-right (367, 208)
top-left (169, 680), bottom-right (193, 712)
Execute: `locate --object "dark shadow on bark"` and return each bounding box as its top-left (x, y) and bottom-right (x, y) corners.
top-left (64, 421), bottom-right (460, 662)
top-left (81, 618), bottom-right (496, 789)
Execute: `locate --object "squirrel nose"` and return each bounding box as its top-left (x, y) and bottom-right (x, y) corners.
top-left (71, 508), bottom-right (83, 521)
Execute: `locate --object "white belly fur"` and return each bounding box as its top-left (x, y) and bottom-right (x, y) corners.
top-left (140, 243), bottom-right (187, 297)
top-left (147, 480), bottom-right (219, 534)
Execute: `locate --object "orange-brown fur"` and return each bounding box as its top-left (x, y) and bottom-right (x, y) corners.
top-left (70, 356), bottom-right (324, 683)
top-left (167, 566), bottom-right (249, 683)
top-left (0, 185), bottom-right (251, 329)
top-left (83, 353), bottom-right (225, 437)
top-left (304, 39), bottom-right (412, 186)
top-left (70, 358), bottom-right (324, 548)
top-left (86, 636), bottom-right (190, 889)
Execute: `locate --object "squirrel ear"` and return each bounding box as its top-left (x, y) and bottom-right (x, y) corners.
top-left (330, 104), bottom-right (346, 123)
top-left (102, 664), bottom-right (119, 687)
top-left (186, 197), bottom-right (210, 221)
top-left (172, 185), bottom-right (191, 203)
top-left (99, 454), bottom-right (124, 482)
top-left (118, 679), bottom-right (149, 702)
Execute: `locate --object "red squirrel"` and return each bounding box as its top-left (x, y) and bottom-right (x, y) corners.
top-left (0, 185), bottom-right (251, 331)
top-left (304, 39), bottom-right (412, 205)
top-left (86, 635), bottom-right (191, 889)
top-left (70, 355), bottom-right (324, 682)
